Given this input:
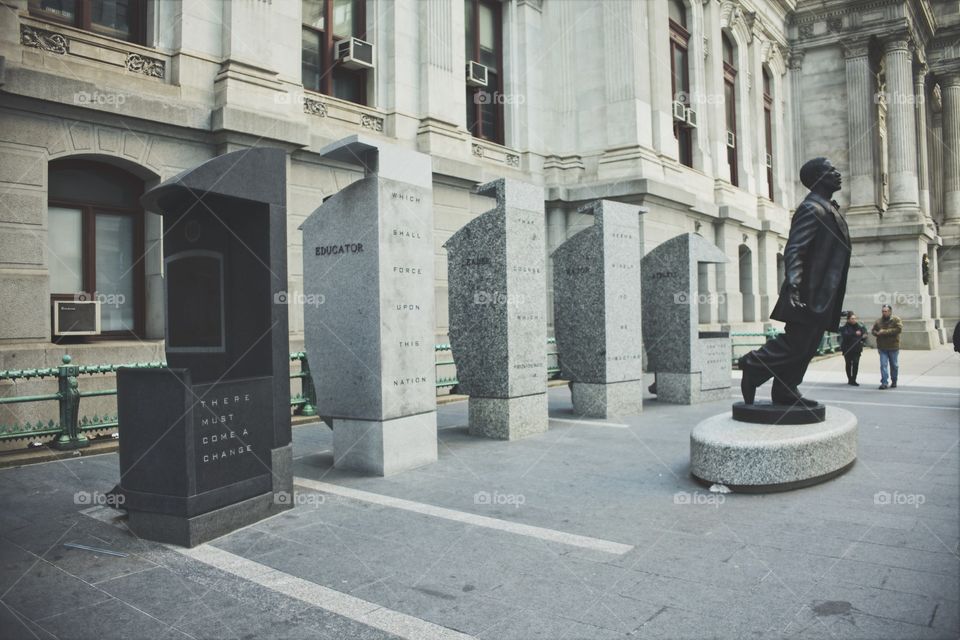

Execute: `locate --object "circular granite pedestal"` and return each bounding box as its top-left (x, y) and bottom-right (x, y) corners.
top-left (690, 407), bottom-right (858, 492)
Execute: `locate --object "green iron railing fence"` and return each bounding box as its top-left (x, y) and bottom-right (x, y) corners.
top-left (730, 329), bottom-right (842, 365)
top-left (0, 333), bottom-right (837, 449)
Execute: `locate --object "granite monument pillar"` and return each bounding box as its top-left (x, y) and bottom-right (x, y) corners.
top-left (444, 178), bottom-right (548, 440)
top-left (641, 232), bottom-right (732, 404)
top-left (117, 147), bottom-right (293, 547)
top-left (300, 135), bottom-right (438, 476)
top-left (552, 200), bottom-right (644, 417)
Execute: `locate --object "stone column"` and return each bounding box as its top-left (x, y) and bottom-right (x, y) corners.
top-left (942, 72), bottom-right (960, 224)
top-left (713, 221), bottom-right (742, 327)
top-left (882, 37), bottom-right (921, 217)
top-left (937, 72), bottom-right (960, 333)
top-left (915, 64), bottom-right (932, 221)
top-left (930, 85), bottom-right (944, 225)
top-left (788, 49), bottom-right (805, 204)
top-left (843, 39), bottom-right (880, 216)
top-left (927, 243), bottom-right (945, 342)
top-left (416, 0), bottom-right (468, 156)
top-left (545, 205), bottom-right (567, 331)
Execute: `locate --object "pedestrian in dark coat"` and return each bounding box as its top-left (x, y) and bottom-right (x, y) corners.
top-left (838, 311), bottom-right (867, 386)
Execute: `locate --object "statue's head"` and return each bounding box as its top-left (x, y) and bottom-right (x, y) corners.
top-left (799, 157), bottom-right (841, 195)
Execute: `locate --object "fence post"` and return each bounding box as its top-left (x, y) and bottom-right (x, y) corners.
top-left (53, 355), bottom-right (89, 450)
top-left (299, 354), bottom-right (318, 417)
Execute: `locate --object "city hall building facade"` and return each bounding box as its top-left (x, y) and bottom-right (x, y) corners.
top-left (0, 0), bottom-right (957, 378)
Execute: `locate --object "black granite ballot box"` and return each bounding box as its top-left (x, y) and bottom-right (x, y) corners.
top-left (117, 148), bottom-right (293, 547)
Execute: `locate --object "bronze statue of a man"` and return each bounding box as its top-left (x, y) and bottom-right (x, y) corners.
top-left (739, 157), bottom-right (851, 405)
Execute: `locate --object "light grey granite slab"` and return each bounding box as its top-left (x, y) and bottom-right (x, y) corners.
top-left (467, 394), bottom-right (548, 441)
top-left (571, 380), bottom-right (645, 418)
top-left (690, 407), bottom-right (858, 489)
top-left (300, 137), bottom-right (437, 474)
top-left (552, 200), bottom-right (644, 386)
top-left (444, 178), bottom-right (548, 440)
top-left (641, 233), bottom-right (732, 404)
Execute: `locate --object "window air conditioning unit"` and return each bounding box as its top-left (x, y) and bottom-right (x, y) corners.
top-left (466, 60), bottom-right (488, 87)
top-left (685, 107), bottom-right (698, 128)
top-left (726, 131), bottom-right (736, 148)
top-left (53, 299), bottom-right (101, 336)
top-left (335, 37), bottom-right (374, 70)
top-left (672, 100), bottom-right (686, 122)
top-left (765, 153), bottom-right (773, 168)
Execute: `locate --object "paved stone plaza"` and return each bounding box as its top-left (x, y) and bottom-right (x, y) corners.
top-left (0, 349), bottom-right (957, 640)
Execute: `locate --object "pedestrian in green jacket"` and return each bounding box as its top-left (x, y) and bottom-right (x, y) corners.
top-left (871, 305), bottom-right (903, 389)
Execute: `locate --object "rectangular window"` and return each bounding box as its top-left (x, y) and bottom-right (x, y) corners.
top-left (48, 206), bottom-right (84, 294)
top-left (669, 19), bottom-right (693, 168)
top-left (95, 212), bottom-right (135, 331)
top-left (48, 160), bottom-right (145, 340)
top-left (29, 0), bottom-right (146, 44)
top-left (724, 72), bottom-right (738, 187)
top-left (763, 76), bottom-right (774, 202)
top-left (301, 0), bottom-right (368, 105)
top-left (465, 0), bottom-right (504, 144)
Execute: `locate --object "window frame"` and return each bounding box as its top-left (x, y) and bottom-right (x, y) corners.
top-left (669, 13), bottom-right (693, 168)
top-left (465, 0), bottom-right (505, 145)
top-left (48, 159), bottom-right (146, 341)
top-left (301, 0), bottom-right (368, 105)
top-left (763, 70), bottom-right (774, 201)
top-left (28, 0), bottom-right (148, 45)
top-left (722, 34), bottom-right (738, 187)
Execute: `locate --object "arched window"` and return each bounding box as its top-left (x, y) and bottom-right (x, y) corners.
top-left (763, 67), bottom-right (774, 201)
top-left (722, 33), bottom-right (738, 186)
top-left (47, 159), bottom-right (145, 339)
top-left (669, 0), bottom-right (693, 167)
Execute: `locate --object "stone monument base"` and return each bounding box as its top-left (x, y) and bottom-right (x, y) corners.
top-left (571, 380), bottom-right (644, 418)
top-left (655, 372), bottom-right (729, 404)
top-left (468, 394), bottom-right (548, 440)
top-left (272, 443), bottom-right (294, 497)
top-left (333, 412), bottom-right (438, 476)
top-left (125, 490), bottom-right (285, 548)
top-left (690, 407), bottom-right (857, 492)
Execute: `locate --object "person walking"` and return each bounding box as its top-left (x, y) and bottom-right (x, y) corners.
top-left (871, 304), bottom-right (903, 390)
top-left (838, 311), bottom-right (867, 386)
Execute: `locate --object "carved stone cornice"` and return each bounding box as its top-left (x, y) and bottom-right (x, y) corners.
top-left (125, 53), bottom-right (165, 78)
top-left (303, 97), bottom-right (328, 117)
top-left (787, 49), bottom-right (805, 70)
top-left (881, 31), bottom-right (913, 55)
top-left (20, 25), bottom-right (67, 54)
top-left (789, 0), bottom-right (899, 25)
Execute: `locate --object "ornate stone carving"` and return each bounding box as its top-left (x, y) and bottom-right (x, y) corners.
top-left (125, 53), bottom-right (165, 78)
top-left (303, 97), bottom-right (328, 117)
top-left (506, 154), bottom-right (520, 168)
top-left (798, 24), bottom-right (814, 40)
top-left (472, 143), bottom-right (484, 158)
top-left (360, 114), bottom-right (384, 132)
top-left (842, 37), bottom-right (871, 60)
top-left (788, 49), bottom-right (805, 70)
top-left (826, 17), bottom-right (843, 33)
top-left (20, 25), bottom-right (67, 55)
